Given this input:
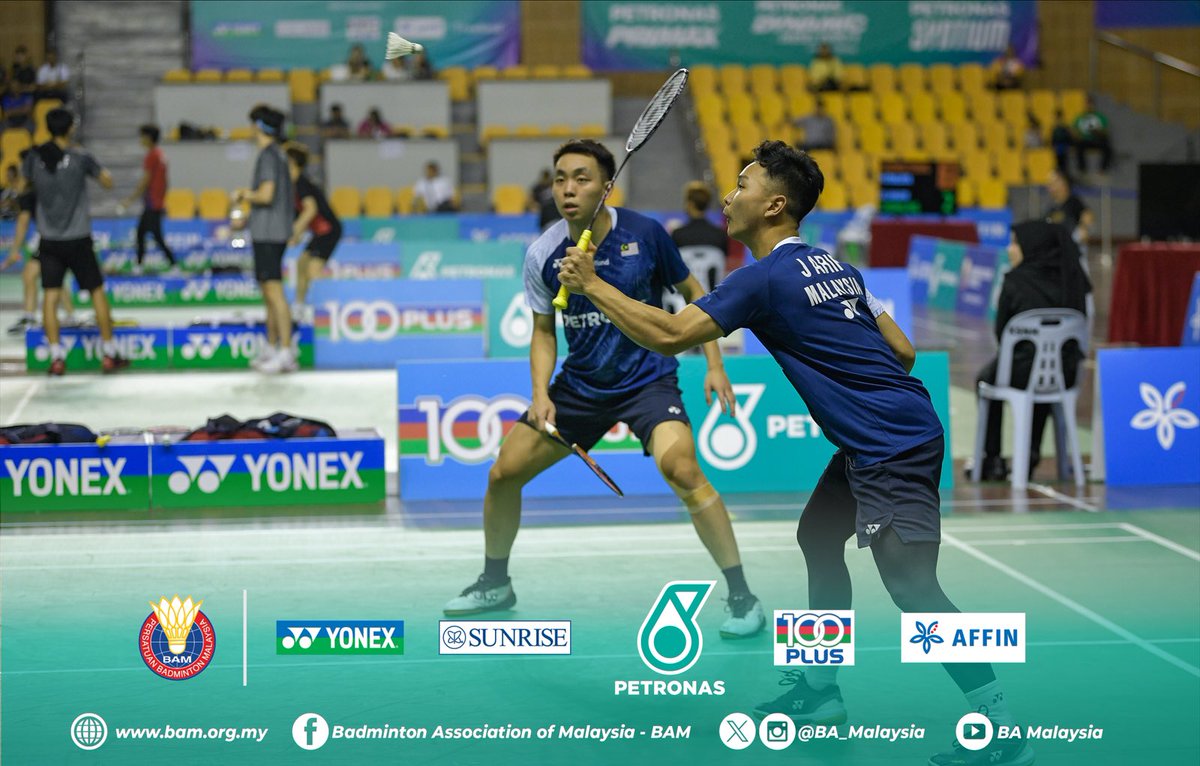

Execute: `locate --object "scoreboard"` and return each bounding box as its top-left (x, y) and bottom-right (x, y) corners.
top-left (879, 161), bottom-right (960, 215)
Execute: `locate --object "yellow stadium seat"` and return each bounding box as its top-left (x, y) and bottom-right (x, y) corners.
top-left (164, 189), bottom-right (196, 219)
top-left (225, 69), bottom-right (253, 82)
top-left (163, 68), bottom-right (191, 83)
top-left (577, 124), bottom-right (606, 138)
top-left (562, 65), bottom-right (591, 79)
top-left (839, 152), bottom-right (870, 185)
top-left (545, 123), bottom-right (573, 137)
top-left (920, 123), bottom-right (952, 158)
top-left (395, 187), bottom-right (414, 215)
top-left (758, 93), bottom-right (787, 130)
top-left (719, 65), bottom-right (747, 95)
top-left (939, 91), bottom-right (968, 125)
top-left (329, 187), bottom-right (361, 218)
top-left (501, 65), bottom-right (530, 80)
top-left (928, 64), bottom-right (956, 94)
top-left (289, 69), bottom-right (316, 104)
top-left (818, 179), bottom-right (848, 210)
top-left (726, 92), bottom-right (756, 121)
top-left (440, 67), bottom-right (471, 101)
top-left (363, 186), bottom-right (393, 217)
top-left (256, 69), bottom-right (285, 82)
top-left (857, 122), bottom-right (887, 155)
top-left (532, 65), bottom-right (561, 79)
top-left (779, 64), bottom-right (808, 94)
top-left (969, 91), bottom-right (998, 122)
top-left (32, 126), bottom-right (51, 145)
top-left (702, 122), bottom-right (732, 154)
top-left (194, 69), bottom-right (221, 83)
top-left (976, 177), bottom-right (1007, 208)
top-left (898, 64), bottom-right (927, 93)
top-left (808, 149), bottom-right (837, 178)
top-left (514, 124), bottom-right (543, 138)
top-left (956, 177), bottom-right (977, 207)
top-left (689, 65), bottom-right (718, 94)
top-left (492, 184), bottom-right (526, 214)
top-left (958, 63), bottom-right (986, 93)
top-left (983, 122), bottom-right (1012, 151)
top-left (749, 65), bottom-right (778, 97)
top-left (1058, 89), bottom-right (1087, 121)
top-left (422, 125), bottom-right (450, 139)
top-left (731, 120), bottom-right (766, 156)
top-left (820, 92), bottom-right (847, 122)
top-left (1028, 89), bottom-right (1056, 134)
top-left (848, 92), bottom-right (877, 125)
top-left (910, 92), bottom-right (937, 125)
top-left (998, 91), bottom-right (1028, 126)
top-left (878, 92), bottom-right (907, 125)
top-left (32, 99), bottom-right (63, 132)
top-left (2, 128), bottom-right (33, 160)
top-left (995, 149), bottom-right (1024, 184)
top-left (607, 185), bottom-right (625, 207)
top-left (849, 180), bottom-right (878, 208)
top-left (962, 151), bottom-right (993, 181)
top-left (198, 189), bottom-right (230, 221)
top-left (480, 124), bottom-right (510, 145)
top-left (868, 64), bottom-right (896, 93)
top-left (843, 64), bottom-right (868, 91)
top-left (890, 123), bottom-right (919, 157)
top-left (474, 66), bottom-right (499, 82)
top-left (952, 123), bottom-right (981, 153)
top-left (786, 91), bottom-right (816, 121)
top-left (228, 126), bottom-right (254, 141)
top-left (1024, 148), bottom-right (1057, 184)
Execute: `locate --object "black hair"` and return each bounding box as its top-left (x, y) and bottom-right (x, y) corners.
top-left (684, 181), bottom-right (712, 211)
top-left (284, 141), bottom-right (309, 169)
top-left (249, 105), bottom-right (285, 138)
top-left (553, 139), bottom-right (616, 182)
top-left (46, 107), bottom-right (74, 138)
top-left (139, 124), bottom-right (160, 144)
top-left (752, 140), bottom-right (824, 224)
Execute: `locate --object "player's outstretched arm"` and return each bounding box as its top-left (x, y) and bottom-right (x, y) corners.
top-left (675, 274), bottom-right (735, 415)
top-left (560, 245), bottom-right (723, 356)
top-left (876, 311), bottom-right (915, 372)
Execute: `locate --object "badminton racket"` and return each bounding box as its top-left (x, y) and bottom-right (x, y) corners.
top-left (551, 68), bottom-right (689, 310)
top-left (385, 33), bottom-right (424, 59)
top-left (544, 422), bottom-right (624, 497)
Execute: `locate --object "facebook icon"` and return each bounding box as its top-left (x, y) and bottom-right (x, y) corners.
top-left (292, 713), bottom-right (329, 750)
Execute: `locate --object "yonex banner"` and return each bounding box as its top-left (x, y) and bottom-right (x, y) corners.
top-left (73, 275), bottom-right (262, 307)
top-left (360, 216), bottom-right (461, 244)
top-left (91, 218), bottom-right (217, 262)
top-left (25, 325), bottom-right (313, 371)
top-left (25, 327), bottom-right (172, 372)
top-left (0, 438), bottom-right (150, 512)
top-left (286, 242), bottom-right (403, 281)
top-left (398, 353), bottom-right (952, 500)
top-left (582, 0), bottom-right (1037, 70)
top-left (484, 277), bottom-right (567, 359)
top-left (151, 433), bottom-right (385, 508)
top-left (1182, 273), bottom-right (1200, 346)
top-left (457, 213), bottom-right (541, 246)
top-left (399, 240), bottom-right (525, 280)
top-left (1098, 348), bottom-right (1200, 486)
top-left (310, 279), bottom-right (485, 368)
top-left (191, 1), bottom-right (520, 70)
top-left (171, 323), bottom-right (315, 370)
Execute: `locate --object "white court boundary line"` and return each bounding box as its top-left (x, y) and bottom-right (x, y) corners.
top-left (942, 531), bottom-right (1200, 678)
top-left (1118, 522), bottom-right (1200, 562)
top-left (1028, 482), bottom-right (1101, 512)
top-left (3, 380), bottom-right (42, 425)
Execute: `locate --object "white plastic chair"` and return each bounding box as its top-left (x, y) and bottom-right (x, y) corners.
top-left (972, 308), bottom-right (1088, 490)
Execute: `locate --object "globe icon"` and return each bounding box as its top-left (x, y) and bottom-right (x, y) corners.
top-left (71, 713), bottom-right (108, 750)
top-left (150, 621), bottom-right (204, 665)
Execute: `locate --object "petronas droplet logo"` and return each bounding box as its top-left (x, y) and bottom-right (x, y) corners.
top-left (698, 384), bottom-right (764, 471)
top-left (499, 292), bottom-right (534, 348)
top-left (638, 581), bottom-right (714, 675)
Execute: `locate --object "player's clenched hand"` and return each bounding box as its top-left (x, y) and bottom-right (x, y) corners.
top-left (704, 367), bottom-right (737, 416)
top-left (559, 243), bottom-right (597, 293)
top-left (527, 394), bottom-right (557, 433)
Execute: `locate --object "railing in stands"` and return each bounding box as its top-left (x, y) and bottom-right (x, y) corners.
top-left (1090, 31), bottom-right (1200, 121)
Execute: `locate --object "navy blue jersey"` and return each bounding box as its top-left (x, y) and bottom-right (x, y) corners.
top-left (693, 237), bottom-right (943, 466)
top-left (525, 207), bottom-right (691, 400)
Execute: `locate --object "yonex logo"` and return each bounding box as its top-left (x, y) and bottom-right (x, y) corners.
top-left (668, 406), bottom-right (681, 415)
top-left (865, 523), bottom-right (880, 535)
top-left (277, 621), bottom-right (404, 655)
top-left (698, 384), bottom-right (764, 471)
top-left (840, 298), bottom-right (859, 319)
top-left (168, 455), bottom-right (236, 494)
top-left (180, 333), bottom-right (223, 360)
top-left (281, 626), bottom-right (322, 649)
top-left (33, 335), bottom-right (78, 362)
top-left (638, 581), bottom-right (714, 675)
top-left (1130, 382), bottom-right (1198, 450)
top-left (180, 280), bottom-right (213, 302)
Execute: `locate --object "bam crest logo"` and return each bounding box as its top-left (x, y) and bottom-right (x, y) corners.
top-left (698, 384), bottom-right (764, 470)
top-left (139, 594), bottom-right (216, 680)
top-left (168, 455), bottom-right (235, 494)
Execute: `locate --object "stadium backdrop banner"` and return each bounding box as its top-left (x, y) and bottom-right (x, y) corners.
top-left (582, 0), bottom-right (1038, 69)
top-left (191, 0), bottom-right (520, 70)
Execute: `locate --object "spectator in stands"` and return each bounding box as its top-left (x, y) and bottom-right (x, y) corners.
top-left (973, 221), bottom-right (1090, 481)
top-left (671, 181), bottom-right (731, 300)
top-left (284, 142), bottom-right (341, 318)
top-left (794, 99), bottom-right (836, 152)
top-left (328, 44), bottom-right (374, 82)
top-left (0, 165), bottom-right (20, 219)
top-left (414, 160), bottom-right (457, 213)
top-left (1072, 96), bottom-right (1113, 174)
top-left (1024, 114), bottom-right (1043, 149)
top-left (1044, 168), bottom-right (1094, 244)
top-left (233, 105), bottom-right (295, 374)
top-left (409, 51), bottom-right (434, 81)
top-left (527, 168), bottom-right (559, 230)
top-left (1049, 111), bottom-right (1073, 174)
top-left (990, 44), bottom-right (1025, 90)
top-left (809, 43), bottom-right (843, 92)
top-left (120, 124), bottom-right (176, 273)
top-left (36, 49), bottom-right (70, 102)
top-left (1, 85), bottom-right (33, 129)
top-left (10, 46), bottom-right (36, 94)
top-left (382, 56), bottom-right (411, 81)
top-left (320, 103), bottom-right (350, 140)
top-left (357, 107), bottom-right (392, 139)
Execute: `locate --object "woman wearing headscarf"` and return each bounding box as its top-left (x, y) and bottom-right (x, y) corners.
top-left (974, 220), bottom-right (1092, 481)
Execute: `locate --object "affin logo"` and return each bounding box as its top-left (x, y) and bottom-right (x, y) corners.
top-left (638, 581), bottom-right (714, 675)
top-left (1130, 382), bottom-right (1198, 450)
top-left (698, 384), bottom-right (764, 470)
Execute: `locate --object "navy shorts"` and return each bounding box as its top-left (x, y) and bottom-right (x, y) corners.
top-left (517, 374), bottom-right (689, 454)
top-left (809, 436), bottom-right (945, 548)
top-left (253, 241), bottom-right (286, 282)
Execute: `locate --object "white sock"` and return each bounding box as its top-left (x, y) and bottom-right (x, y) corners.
top-left (805, 667), bottom-right (839, 690)
top-left (101, 339), bottom-right (117, 356)
top-left (965, 679), bottom-right (1015, 726)
top-left (50, 343), bottom-right (66, 361)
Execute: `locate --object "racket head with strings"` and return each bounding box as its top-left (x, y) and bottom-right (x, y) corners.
top-left (543, 423), bottom-right (625, 497)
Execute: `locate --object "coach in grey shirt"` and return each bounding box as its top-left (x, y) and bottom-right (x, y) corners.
top-left (234, 105), bottom-right (295, 373)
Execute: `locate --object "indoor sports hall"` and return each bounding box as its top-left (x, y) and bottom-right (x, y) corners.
top-left (1, 2), bottom-right (1197, 765)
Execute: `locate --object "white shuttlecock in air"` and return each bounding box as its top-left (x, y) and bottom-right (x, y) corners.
top-left (385, 33), bottom-right (424, 59)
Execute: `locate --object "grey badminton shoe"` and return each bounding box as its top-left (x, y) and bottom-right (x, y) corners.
top-left (720, 592), bottom-right (766, 639)
top-left (443, 574), bottom-right (517, 616)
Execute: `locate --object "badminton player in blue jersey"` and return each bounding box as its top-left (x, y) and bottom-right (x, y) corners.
top-left (444, 139), bottom-right (767, 640)
top-left (559, 140), bottom-right (1033, 766)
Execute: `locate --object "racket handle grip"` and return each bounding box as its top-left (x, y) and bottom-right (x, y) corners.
top-left (552, 228), bottom-right (593, 310)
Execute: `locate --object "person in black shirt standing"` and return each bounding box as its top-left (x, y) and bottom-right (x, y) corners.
top-left (669, 181), bottom-right (730, 317)
top-left (284, 142), bottom-right (341, 317)
top-left (1044, 168), bottom-right (1093, 244)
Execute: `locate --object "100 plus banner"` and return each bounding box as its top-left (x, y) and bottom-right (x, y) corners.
top-left (191, 0), bottom-right (520, 70)
top-left (582, 0), bottom-right (1038, 69)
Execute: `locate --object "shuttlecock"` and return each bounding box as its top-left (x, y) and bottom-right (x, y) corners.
top-left (385, 32), bottom-right (424, 59)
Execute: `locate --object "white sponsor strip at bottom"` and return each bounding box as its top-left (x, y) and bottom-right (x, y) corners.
top-left (942, 532), bottom-right (1200, 678)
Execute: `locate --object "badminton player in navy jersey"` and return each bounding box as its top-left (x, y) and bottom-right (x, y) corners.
top-left (559, 140), bottom-right (1033, 766)
top-left (444, 139), bottom-right (767, 640)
